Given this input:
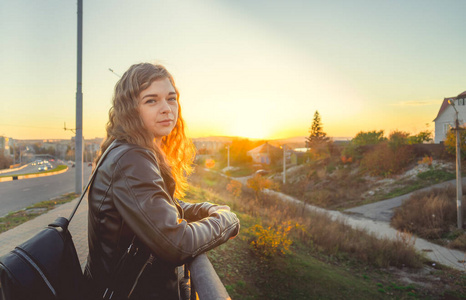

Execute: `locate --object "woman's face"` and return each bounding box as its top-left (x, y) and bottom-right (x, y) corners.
top-left (138, 77), bottom-right (179, 140)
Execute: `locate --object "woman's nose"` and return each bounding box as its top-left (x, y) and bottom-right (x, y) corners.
top-left (160, 100), bottom-right (172, 114)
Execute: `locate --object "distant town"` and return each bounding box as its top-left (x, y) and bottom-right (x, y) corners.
top-left (0, 135), bottom-right (356, 171)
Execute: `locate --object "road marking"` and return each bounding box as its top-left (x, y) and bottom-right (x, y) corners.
top-left (22, 188), bottom-right (30, 191)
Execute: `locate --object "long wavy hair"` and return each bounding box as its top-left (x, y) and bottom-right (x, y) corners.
top-left (95, 63), bottom-right (195, 198)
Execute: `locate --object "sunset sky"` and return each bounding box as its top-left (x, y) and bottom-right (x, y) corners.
top-left (1, 0), bottom-right (465, 141)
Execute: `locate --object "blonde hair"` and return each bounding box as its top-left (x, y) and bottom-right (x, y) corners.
top-left (96, 63), bottom-right (195, 198)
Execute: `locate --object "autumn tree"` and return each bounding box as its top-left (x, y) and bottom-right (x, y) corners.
top-left (444, 127), bottom-right (466, 157)
top-left (247, 174), bottom-right (276, 203)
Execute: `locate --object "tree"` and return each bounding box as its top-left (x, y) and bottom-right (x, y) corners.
top-left (407, 130), bottom-right (433, 144)
top-left (352, 130), bottom-right (386, 147)
top-left (388, 130), bottom-right (409, 151)
top-left (444, 127), bottom-right (466, 157)
top-left (306, 111), bottom-right (329, 148)
top-left (0, 152), bottom-right (13, 169)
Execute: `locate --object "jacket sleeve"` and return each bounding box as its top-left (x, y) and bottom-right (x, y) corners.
top-left (177, 200), bottom-right (217, 222)
top-left (111, 148), bottom-right (240, 265)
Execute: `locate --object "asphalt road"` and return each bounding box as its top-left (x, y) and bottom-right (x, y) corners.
top-left (0, 166), bottom-right (92, 217)
top-left (344, 178), bottom-right (464, 222)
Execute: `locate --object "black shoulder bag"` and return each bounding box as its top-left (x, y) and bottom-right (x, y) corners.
top-left (0, 141), bottom-right (117, 300)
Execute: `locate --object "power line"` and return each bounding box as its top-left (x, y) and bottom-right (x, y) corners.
top-left (0, 124), bottom-right (62, 130)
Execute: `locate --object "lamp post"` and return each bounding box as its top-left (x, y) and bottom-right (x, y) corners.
top-left (448, 99), bottom-right (463, 229)
top-left (226, 145), bottom-right (230, 169)
top-left (282, 144), bottom-right (286, 184)
top-left (75, 0), bottom-right (84, 193)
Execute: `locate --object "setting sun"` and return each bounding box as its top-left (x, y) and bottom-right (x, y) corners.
top-left (229, 112), bottom-right (272, 140)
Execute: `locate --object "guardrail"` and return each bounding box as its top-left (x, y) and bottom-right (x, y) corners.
top-left (0, 164), bottom-right (29, 174)
top-left (189, 253), bottom-right (230, 300)
top-left (0, 167), bottom-right (69, 182)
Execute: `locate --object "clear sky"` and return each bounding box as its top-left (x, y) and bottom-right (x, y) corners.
top-left (1, 0), bottom-right (465, 141)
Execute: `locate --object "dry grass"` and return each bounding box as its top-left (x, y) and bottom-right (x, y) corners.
top-left (190, 168), bottom-right (424, 269)
top-left (391, 185), bottom-right (466, 251)
top-left (280, 160), bottom-right (368, 209)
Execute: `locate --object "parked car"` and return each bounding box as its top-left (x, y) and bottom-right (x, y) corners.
top-left (255, 169), bottom-right (269, 176)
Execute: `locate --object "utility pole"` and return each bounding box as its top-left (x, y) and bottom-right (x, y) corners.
top-left (227, 145), bottom-right (230, 168)
top-left (448, 99), bottom-right (463, 229)
top-left (283, 144), bottom-right (286, 184)
top-left (75, 0), bottom-right (83, 193)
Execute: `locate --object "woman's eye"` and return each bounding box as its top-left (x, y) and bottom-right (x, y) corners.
top-left (168, 97), bottom-right (177, 102)
top-left (146, 99), bottom-right (156, 104)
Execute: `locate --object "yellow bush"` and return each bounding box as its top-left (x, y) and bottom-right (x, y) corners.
top-left (248, 221), bottom-right (297, 258)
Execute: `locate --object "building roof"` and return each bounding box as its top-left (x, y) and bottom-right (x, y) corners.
top-left (433, 97), bottom-right (456, 122)
top-left (247, 143), bottom-right (281, 155)
top-left (457, 91), bottom-right (466, 98)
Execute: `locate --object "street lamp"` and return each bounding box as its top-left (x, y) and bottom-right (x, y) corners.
top-left (109, 68), bottom-right (122, 78)
top-left (448, 99), bottom-right (463, 229)
top-left (226, 144), bottom-right (230, 169)
top-left (282, 144), bottom-right (287, 184)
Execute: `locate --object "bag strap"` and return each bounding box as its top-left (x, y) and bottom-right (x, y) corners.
top-left (67, 140), bottom-right (117, 222)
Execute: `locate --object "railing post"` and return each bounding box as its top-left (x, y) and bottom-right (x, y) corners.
top-left (188, 253), bottom-right (231, 300)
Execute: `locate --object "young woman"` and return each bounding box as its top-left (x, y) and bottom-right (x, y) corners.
top-left (84, 63), bottom-right (240, 299)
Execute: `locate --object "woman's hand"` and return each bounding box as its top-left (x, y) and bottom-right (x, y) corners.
top-left (208, 205), bottom-right (231, 215)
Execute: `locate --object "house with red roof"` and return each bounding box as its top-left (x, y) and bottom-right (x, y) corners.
top-left (434, 91), bottom-right (466, 143)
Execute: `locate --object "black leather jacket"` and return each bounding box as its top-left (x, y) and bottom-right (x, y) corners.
top-left (84, 141), bottom-right (240, 299)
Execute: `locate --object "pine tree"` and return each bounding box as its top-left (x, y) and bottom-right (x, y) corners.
top-left (306, 111), bottom-right (329, 148)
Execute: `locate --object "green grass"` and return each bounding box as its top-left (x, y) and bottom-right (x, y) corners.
top-left (0, 165), bottom-right (68, 178)
top-left (0, 192), bottom-right (78, 233)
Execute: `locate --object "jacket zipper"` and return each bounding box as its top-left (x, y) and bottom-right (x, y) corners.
top-left (127, 254), bottom-right (156, 298)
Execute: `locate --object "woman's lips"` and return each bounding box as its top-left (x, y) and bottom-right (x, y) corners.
top-left (158, 119), bottom-right (173, 126)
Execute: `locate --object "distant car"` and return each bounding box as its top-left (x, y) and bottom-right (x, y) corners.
top-left (38, 165), bottom-right (48, 171)
top-left (88, 163), bottom-right (92, 167)
top-left (255, 169), bottom-right (269, 176)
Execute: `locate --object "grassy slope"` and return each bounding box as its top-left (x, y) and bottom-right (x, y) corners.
top-left (184, 183), bottom-right (466, 300)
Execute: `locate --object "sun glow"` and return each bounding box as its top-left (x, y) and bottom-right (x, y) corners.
top-left (230, 119), bottom-right (272, 140)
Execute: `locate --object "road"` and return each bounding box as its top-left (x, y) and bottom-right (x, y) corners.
top-left (344, 178), bottom-right (464, 222)
top-left (0, 166), bottom-right (92, 217)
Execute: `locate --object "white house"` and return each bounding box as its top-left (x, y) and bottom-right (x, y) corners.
top-left (433, 91), bottom-right (466, 143)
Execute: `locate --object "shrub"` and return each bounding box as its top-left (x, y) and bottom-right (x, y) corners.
top-left (246, 174), bottom-right (276, 202)
top-left (341, 141), bottom-right (362, 161)
top-left (360, 142), bottom-right (415, 176)
top-left (388, 130), bottom-right (409, 151)
top-left (340, 155), bottom-right (353, 164)
top-left (418, 155), bottom-right (433, 166)
top-left (248, 222), bottom-right (295, 258)
top-left (226, 180), bottom-right (242, 199)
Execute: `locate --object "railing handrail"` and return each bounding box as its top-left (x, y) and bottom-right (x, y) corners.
top-left (189, 253), bottom-right (231, 300)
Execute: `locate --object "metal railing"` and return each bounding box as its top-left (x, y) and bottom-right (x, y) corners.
top-left (188, 253), bottom-right (231, 300)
